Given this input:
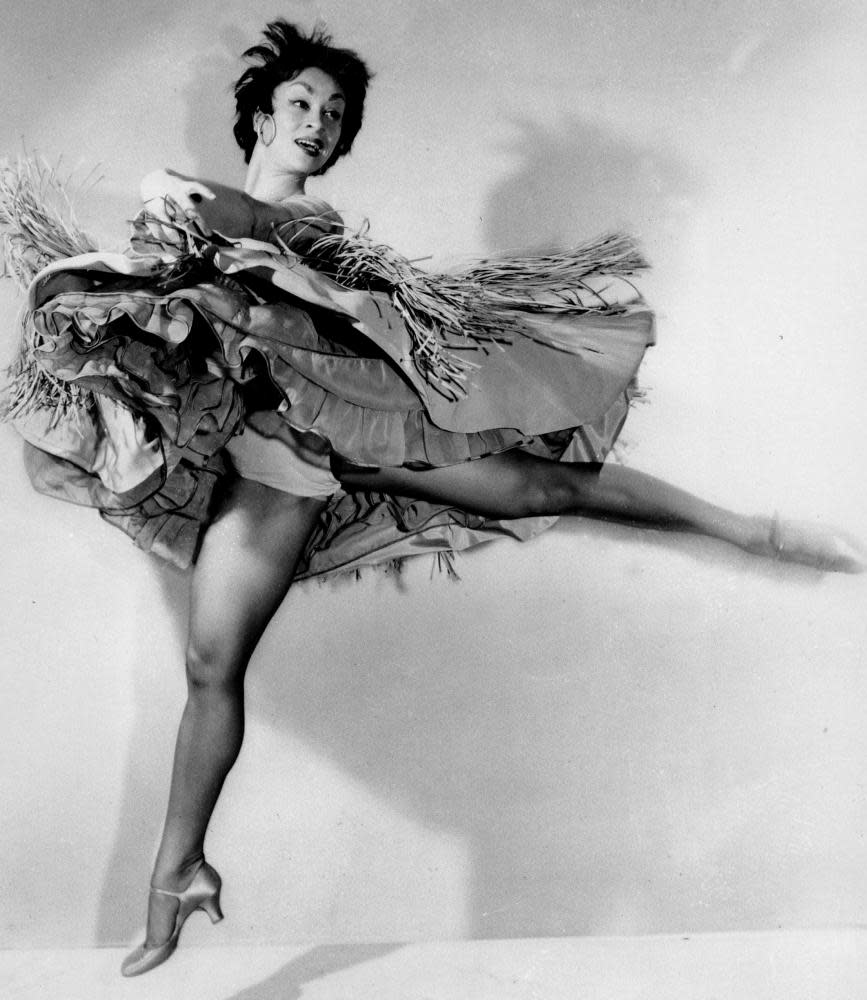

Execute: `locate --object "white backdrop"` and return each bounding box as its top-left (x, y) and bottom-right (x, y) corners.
top-left (1, 0), bottom-right (865, 949)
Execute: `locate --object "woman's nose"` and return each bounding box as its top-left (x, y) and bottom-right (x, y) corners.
top-left (305, 110), bottom-right (330, 130)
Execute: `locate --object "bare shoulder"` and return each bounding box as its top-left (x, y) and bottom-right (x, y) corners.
top-left (276, 195), bottom-right (343, 227)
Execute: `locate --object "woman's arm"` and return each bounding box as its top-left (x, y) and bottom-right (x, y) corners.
top-left (139, 168), bottom-right (341, 244)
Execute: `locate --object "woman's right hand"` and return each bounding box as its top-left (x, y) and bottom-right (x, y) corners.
top-left (139, 168), bottom-right (216, 243)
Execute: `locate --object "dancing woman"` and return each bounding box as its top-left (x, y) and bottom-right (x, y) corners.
top-left (2, 21), bottom-right (863, 977)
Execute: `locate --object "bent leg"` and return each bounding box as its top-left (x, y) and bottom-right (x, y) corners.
top-left (145, 477), bottom-right (325, 945)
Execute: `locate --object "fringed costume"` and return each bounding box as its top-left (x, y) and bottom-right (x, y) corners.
top-left (1, 161), bottom-right (654, 580)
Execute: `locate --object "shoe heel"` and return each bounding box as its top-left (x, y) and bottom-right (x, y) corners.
top-left (122, 859), bottom-right (224, 977)
top-left (201, 894), bottom-right (224, 924)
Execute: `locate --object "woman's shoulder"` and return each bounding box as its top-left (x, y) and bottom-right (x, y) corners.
top-left (263, 195), bottom-right (343, 247)
top-left (274, 195), bottom-right (342, 226)
top-left (264, 195), bottom-right (343, 246)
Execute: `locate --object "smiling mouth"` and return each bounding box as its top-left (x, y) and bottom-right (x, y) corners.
top-left (295, 138), bottom-right (324, 157)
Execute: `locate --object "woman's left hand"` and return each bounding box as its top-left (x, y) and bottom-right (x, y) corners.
top-left (140, 168), bottom-right (217, 244)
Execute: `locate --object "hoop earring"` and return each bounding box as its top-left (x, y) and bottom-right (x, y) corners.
top-left (258, 114), bottom-right (276, 147)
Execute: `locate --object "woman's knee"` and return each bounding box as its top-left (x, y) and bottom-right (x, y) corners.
top-left (493, 465), bottom-right (569, 517)
top-left (185, 638), bottom-right (246, 691)
top-left (499, 463), bottom-right (593, 518)
top-left (495, 479), bottom-right (547, 518)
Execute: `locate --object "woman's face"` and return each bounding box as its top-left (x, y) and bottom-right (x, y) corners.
top-left (262, 67), bottom-right (345, 175)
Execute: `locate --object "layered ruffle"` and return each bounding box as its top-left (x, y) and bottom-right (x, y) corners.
top-left (9, 234), bottom-right (654, 575)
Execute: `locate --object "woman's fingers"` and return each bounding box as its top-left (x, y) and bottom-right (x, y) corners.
top-left (140, 171), bottom-right (216, 235)
top-left (169, 182), bottom-right (215, 216)
top-left (140, 168), bottom-right (175, 211)
top-left (188, 182), bottom-right (216, 203)
top-left (182, 184), bottom-right (216, 235)
top-left (141, 200), bottom-right (212, 241)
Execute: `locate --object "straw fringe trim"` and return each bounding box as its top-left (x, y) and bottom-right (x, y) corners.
top-left (312, 548), bottom-right (461, 586)
top-left (2, 158), bottom-right (650, 420)
top-left (305, 226), bottom-right (649, 398)
top-left (0, 158), bottom-right (99, 421)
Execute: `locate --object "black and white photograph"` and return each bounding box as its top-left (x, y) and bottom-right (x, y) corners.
top-left (1, 1), bottom-right (865, 997)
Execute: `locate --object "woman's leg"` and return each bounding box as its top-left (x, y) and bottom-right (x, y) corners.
top-left (143, 476), bottom-right (325, 947)
top-left (335, 452), bottom-right (866, 571)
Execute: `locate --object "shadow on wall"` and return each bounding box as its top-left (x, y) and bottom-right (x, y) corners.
top-left (481, 117), bottom-right (700, 259)
top-left (92, 527), bottom-right (722, 946)
top-left (95, 562), bottom-right (192, 944)
top-left (239, 521), bottom-right (798, 939)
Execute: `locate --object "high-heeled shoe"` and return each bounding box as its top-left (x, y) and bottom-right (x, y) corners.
top-left (120, 859), bottom-right (223, 977)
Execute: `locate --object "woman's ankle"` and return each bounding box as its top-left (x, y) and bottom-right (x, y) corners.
top-left (740, 513), bottom-right (775, 556)
top-left (151, 850), bottom-right (205, 890)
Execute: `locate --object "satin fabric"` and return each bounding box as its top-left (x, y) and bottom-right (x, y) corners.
top-left (9, 223), bottom-right (654, 577)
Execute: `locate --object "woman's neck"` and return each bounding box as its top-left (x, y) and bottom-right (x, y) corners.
top-left (244, 154), bottom-right (308, 203)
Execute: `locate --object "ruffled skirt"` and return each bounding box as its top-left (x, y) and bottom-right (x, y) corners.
top-left (7, 237), bottom-right (654, 578)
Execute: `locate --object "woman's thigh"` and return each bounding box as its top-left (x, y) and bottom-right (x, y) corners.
top-left (187, 477), bottom-right (326, 675)
top-left (334, 451), bottom-right (591, 520)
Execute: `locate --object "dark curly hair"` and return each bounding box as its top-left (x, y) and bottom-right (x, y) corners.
top-left (233, 21), bottom-right (371, 174)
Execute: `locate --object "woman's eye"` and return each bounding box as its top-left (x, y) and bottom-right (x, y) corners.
top-left (292, 100), bottom-right (309, 110)
top-left (325, 110), bottom-right (342, 122)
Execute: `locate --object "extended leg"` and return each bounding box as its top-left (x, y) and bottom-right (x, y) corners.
top-left (335, 452), bottom-right (866, 571)
top-left (337, 451), bottom-right (758, 538)
top-left (143, 477), bottom-right (325, 947)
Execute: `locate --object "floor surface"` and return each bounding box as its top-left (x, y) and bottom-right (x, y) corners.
top-left (2, 929), bottom-right (864, 1000)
